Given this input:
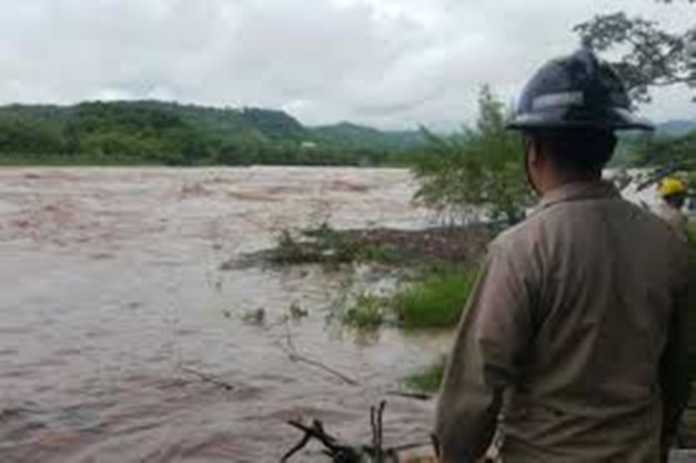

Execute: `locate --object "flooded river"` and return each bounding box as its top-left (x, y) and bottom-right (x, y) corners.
top-left (0, 167), bottom-right (449, 462)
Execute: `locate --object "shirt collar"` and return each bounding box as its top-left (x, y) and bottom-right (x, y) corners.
top-left (536, 180), bottom-right (620, 212)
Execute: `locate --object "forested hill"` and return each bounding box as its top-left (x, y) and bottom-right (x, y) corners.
top-left (312, 122), bottom-right (426, 152)
top-left (0, 100), bottom-right (425, 166)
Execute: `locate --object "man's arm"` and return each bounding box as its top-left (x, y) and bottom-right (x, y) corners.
top-left (660, 252), bottom-right (693, 459)
top-left (434, 242), bottom-right (537, 462)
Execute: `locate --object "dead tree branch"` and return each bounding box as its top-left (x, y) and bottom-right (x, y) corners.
top-left (180, 367), bottom-right (236, 391)
top-left (385, 390), bottom-right (433, 401)
top-left (281, 402), bottom-right (431, 462)
top-left (279, 322), bottom-right (359, 386)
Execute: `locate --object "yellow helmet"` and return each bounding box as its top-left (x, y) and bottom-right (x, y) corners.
top-left (658, 177), bottom-right (687, 198)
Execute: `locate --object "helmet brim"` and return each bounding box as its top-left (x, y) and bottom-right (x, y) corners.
top-left (506, 107), bottom-right (654, 132)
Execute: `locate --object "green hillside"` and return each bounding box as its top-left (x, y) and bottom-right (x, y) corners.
top-left (312, 122), bottom-right (425, 152)
top-left (0, 101), bottom-right (424, 166)
top-left (610, 128), bottom-right (696, 168)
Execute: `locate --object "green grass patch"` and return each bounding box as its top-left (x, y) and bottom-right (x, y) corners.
top-left (403, 357), bottom-right (447, 394)
top-left (393, 268), bottom-right (477, 328)
top-left (339, 267), bottom-right (479, 331)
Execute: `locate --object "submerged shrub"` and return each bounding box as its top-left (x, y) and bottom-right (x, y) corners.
top-left (403, 356), bottom-right (447, 394)
top-left (343, 293), bottom-right (386, 329)
top-left (272, 230), bottom-right (314, 264)
top-left (270, 223), bottom-right (362, 267)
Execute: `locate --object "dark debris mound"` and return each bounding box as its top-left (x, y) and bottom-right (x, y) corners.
top-left (345, 225), bottom-right (491, 264)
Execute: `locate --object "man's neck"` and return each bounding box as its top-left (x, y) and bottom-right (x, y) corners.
top-left (540, 171), bottom-right (602, 196)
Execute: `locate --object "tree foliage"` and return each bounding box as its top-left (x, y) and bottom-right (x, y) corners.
top-left (411, 86), bottom-right (532, 226)
top-left (575, 1), bottom-right (695, 189)
top-left (313, 122), bottom-right (426, 152)
top-left (630, 131), bottom-right (696, 167)
top-left (0, 101), bottom-right (422, 166)
top-left (574, 3), bottom-right (695, 103)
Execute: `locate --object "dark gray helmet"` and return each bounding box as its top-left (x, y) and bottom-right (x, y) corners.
top-left (506, 48), bottom-right (654, 131)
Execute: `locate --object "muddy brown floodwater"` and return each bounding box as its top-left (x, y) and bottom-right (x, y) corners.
top-left (0, 167), bottom-right (454, 463)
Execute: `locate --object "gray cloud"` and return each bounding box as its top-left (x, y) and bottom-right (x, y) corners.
top-left (0, 0), bottom-right (693, 129)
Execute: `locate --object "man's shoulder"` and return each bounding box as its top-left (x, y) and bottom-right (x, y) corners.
top-left (626, 200), bottom-right (690, 244)
top-left (492, 200), bottom-right (565, 246)
top-left (492, 195), bottom-right (686, 254)
top-left (489, 215), bottom-right (543, 255)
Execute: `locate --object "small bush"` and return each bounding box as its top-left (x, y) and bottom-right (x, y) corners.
top-left (343, 293), bottom-right (386, 328)
top-left (403, 357), bottom-right (447, 393)
top-left (393, 269), bottom-right (477, 328)
top-left (302, 222), bottom-right (357, 259)
top-left (272, 230), bottom-right (315, 264)
top-left (270, 223), bottom-right (361, 267)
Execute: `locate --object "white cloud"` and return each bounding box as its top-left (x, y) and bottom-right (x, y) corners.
top-left (0, 0), bottom-right (692, 129)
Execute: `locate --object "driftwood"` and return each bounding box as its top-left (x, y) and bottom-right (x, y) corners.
top-left (385, 391), bottom-right (433, 402)
top-left (180, 367), bottom-right (236, 391)
top-left (281, 402), bottom-right (432, 463)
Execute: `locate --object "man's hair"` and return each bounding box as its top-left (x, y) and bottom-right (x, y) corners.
top-left (524, 129), bottom-right (618, 173)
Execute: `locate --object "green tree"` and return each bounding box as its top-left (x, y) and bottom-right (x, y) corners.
top-left (574, 2), bottom-right (695, 103)
top-left (411, 86), bottom-right (532, 226)
top-left (575, 2), bottom-right (695, 185)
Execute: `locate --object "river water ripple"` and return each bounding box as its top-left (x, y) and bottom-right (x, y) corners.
top-left (0, 167), bottom-right (450, 462)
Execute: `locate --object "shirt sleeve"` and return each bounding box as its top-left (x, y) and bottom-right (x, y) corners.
top-left (659, 249), bottom-right (693, 454)
top-left (434, 241), bottom-right (537, 462)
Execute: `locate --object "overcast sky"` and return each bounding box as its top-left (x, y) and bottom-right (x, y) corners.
top-left (1, 0), bottom-right (693, 130)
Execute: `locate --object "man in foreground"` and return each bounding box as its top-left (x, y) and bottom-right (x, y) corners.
top-left (434, 48), bottom-right (691, 462)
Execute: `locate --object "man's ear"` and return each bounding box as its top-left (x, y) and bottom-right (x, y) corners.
top-left (523, 136), bottom-right (543, 195)
top-left (526, 138), bottom-right (542, 168)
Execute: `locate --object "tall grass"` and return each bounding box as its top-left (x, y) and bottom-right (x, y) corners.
top-left (393, 269), bottom-right (477, 328)
top-left (343, 293), bottom-right (385, 329)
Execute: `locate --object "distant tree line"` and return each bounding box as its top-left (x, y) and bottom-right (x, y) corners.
top-left (0, 101), bottom-right (421, 166)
